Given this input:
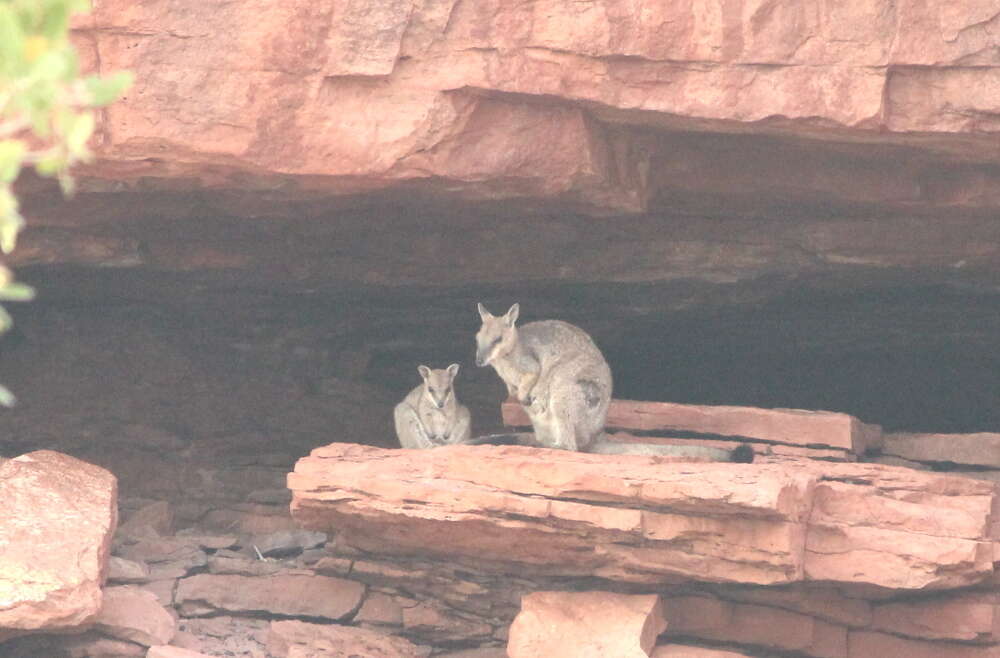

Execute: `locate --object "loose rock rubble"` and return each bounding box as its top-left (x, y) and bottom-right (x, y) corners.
top-left (2, 414), bottom-right (998, 657)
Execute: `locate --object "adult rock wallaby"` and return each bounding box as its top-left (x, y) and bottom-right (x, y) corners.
top-left (394, 364), bottom-right (471, 449)
top-left (475, 303), bottom-right (752, 462)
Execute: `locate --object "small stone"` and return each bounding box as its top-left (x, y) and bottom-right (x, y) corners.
top-left (355, 592), bottom-right (405, 627)
top-left (251, 530), bottom-right (328, 558)
top-left (403, 601), bottom-right (493, 642)
top-left (207, 552), bottom-right (287, 577)
top-left (117, 537), bottom-right (208, 579)
top-left (176, 617), bottom-right (270, 658)
top-left (93, 586), bottom-right (177, 647)
top-left (268, 620), bottom-right (425, 658)
top-left (173, 531), bottom-right (240, 551)
top-left (437, 648), bottom-right (509, 658)
top-left (140, 579), bottom-right (177, 608)
top-left (119, 500), bottom-right (175, 538)
top-left (147, 647), bottom-right (217, 658)
top-left (108, 556), bottom-right (152, 583)
top-left (507, 591), bottom-right (666, 658)
top-left (297, 548), bottom-right (327, 566)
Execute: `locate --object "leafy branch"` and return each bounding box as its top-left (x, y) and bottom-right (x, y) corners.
top-left (0, 0), bottom-right (133, 405)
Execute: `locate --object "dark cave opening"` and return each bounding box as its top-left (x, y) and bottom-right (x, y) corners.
top-left (605, 284), bottom-right (1000, 433)
top-left (1, 267), bottom-right (996, 470)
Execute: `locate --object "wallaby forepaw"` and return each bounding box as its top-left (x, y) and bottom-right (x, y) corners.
top-left (522, 395), bottom-right (547, 414)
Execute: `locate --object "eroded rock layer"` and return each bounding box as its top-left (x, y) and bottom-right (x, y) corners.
top-left (289, 443), bottom-right (996, 591)
top-left (66, 0), bottom-right (1000, 210)
top-left (5, 0), bottom-right (998, 299)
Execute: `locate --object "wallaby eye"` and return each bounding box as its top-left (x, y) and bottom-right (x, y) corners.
top-left (491, 336), bottom-right (502, 348)
top-left (428, 387), bottom-right (436, 394)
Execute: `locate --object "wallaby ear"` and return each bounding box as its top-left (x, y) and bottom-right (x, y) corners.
top-left (446, 363), bottom-right (460, 379)
top-left (417, 365), bottom-right (431, 380)
top-left (477, 302), bottom-right (492, 322)
top-left (504, 303), bottom-right (520, 327)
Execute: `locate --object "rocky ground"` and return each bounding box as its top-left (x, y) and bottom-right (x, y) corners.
top-left (0, 491), bottom-right (508, 657)
top-left (0, 272), bottom-right (998, 657)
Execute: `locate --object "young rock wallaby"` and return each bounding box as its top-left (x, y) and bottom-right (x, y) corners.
top-left (394, 364), bottom-right (471, 449)
top-left (475, 303), bottom-right (752, 462)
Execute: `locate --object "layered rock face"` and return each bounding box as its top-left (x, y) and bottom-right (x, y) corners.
top-left (1, 0), bottom-right (999, 656)
top-left (289, 443), bottom-right (996, 591)
top-left (7, 0), bottom-right (996, 296)
top-left (288, 442), bottom-right (1000, 656)
top-left (67, 0), bottom-right (1000, 213)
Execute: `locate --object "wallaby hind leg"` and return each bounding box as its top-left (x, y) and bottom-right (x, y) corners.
top-left (394, 405), bottom-right (432, 450)
top-left (544, 385), bottom-right (590, 452)
top-left (571, 377), bottom-right (610, 451)
top-left (547, 415), bottom-right (579, 451)
top-left (521, 401), bottom-right (558, 448)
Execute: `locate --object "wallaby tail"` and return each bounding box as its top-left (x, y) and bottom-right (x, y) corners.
top-left (588, 435), bottom-right (755, 463)
top-left (462, 433), bottom-right (531, 446)
top-left (460, 434), bottom-right (755, 463)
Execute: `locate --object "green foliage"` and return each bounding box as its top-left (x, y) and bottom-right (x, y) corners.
top-left (0, 0), bottom-right (133, 405)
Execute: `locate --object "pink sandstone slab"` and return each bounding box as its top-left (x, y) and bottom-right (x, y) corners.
top-left (503, 398), bottom-right (881, 452)
top-left (0, 451), bottom-right (118, 638)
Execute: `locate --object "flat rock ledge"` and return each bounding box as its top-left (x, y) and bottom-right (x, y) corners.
top-left (289, 443), bottom-right (997, 591)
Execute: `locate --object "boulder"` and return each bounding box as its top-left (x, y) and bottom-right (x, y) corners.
top-left (0, 451), bottom-right (118, 638)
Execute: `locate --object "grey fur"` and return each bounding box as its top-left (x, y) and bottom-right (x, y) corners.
top-left (394, 364), bottom-right (471, 449)
top-left (475, 303), bottom-right (750, 462)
